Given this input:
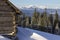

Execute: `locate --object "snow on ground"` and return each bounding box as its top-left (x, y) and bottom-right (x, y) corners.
top-left (0, 35), bottom-right (11, 40)
top-left (17, 27), bottom-right (60, 40)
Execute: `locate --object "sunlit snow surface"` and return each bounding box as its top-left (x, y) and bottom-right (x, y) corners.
top-left (17, 27), bottom-right (60, 40)
top-left (0, 27), bottom-right (60, 40)
top-left (0, 36), bottom-right (11, 40)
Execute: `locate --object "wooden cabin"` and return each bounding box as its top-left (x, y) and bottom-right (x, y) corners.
top-left (0, 0), bottom-right (21, 36)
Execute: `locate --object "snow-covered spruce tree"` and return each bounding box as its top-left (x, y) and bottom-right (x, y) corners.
top-left (25, 16), bottom-right (31, 27)
top-left (40, 14), bottom-right (45, 27)
top-left (58, 21), bottom-right (60, 35)
top-left (44, 8), bottom-right (47, 26)
top-left (39, 12), bottom-right (49, 31)
top-left (38, 12), bottom-right (41, 26)
top-left (53, 10), bottom-right (59, 34)
top-left (17, 13), bottom-right (25, 26)
top-left (18, 15), bottom-right (23, 26)
top-left (21, 14), bottom-right (26, 27)
top-left (41, 8), bottom-right (48, 27)
top-left (31, 8), bottom-right (40, 28)
top-left (49, 14), bottom-right (54, 33)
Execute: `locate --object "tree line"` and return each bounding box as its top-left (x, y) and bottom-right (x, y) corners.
top-left (18, 8), bottom-right (60, 35)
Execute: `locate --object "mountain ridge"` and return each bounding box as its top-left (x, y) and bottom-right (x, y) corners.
top-left (19, 6), bottom-right (60, 17)
top-left (20, 5), bottom-right (60, 9)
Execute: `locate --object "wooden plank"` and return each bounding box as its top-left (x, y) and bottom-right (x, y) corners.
top-left (0, 1), bottom-right (8, 6)
top-left (0, 0), bottom-right (17, 36)
top-left (0, 17), bottom-right (13, 21)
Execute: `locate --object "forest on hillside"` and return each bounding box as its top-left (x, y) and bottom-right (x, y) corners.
top-left (18, 8), bottom-right (60, 35)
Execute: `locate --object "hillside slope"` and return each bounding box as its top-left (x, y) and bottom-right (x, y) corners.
top-left (17, 27), bottom-right (60, 40)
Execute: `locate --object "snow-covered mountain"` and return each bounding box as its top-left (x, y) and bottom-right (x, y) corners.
top-left (20, 6), bottom-right (60, 17)
top-left (20, 5), bottom-right (59, 9)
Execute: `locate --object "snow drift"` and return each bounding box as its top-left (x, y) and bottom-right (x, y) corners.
top-left (17, 27), bottom-right (60, 40)
top-left (0, 27), bottom-right (60, 40)
top-left (0, 35), bottom-right (11, 40)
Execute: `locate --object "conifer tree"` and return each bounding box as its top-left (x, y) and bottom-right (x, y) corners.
top-left (31, 8), bottom-right (39, 26)
top-left (53, 10), bottom-right (59, 34)
top-left (25, 16), bottom-right (30, 27)
top-left (38, 13), bottom-right (41, 26)
top-left (49, 14), bottom-right (53, 33)
top-left (42, 8), bottom-right (48, 27)
top-left (40, 14), bottom-right (45, 27)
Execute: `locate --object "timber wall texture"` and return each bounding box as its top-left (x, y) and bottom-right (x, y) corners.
top-left (0, 0), bottom-right (17, 35)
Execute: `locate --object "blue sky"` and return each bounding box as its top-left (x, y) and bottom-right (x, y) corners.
top-left (9, 0), bottom-right (60, 8)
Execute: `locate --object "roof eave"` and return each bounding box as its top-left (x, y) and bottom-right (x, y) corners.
top-left (7, 0), bottom-right (20, 14)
